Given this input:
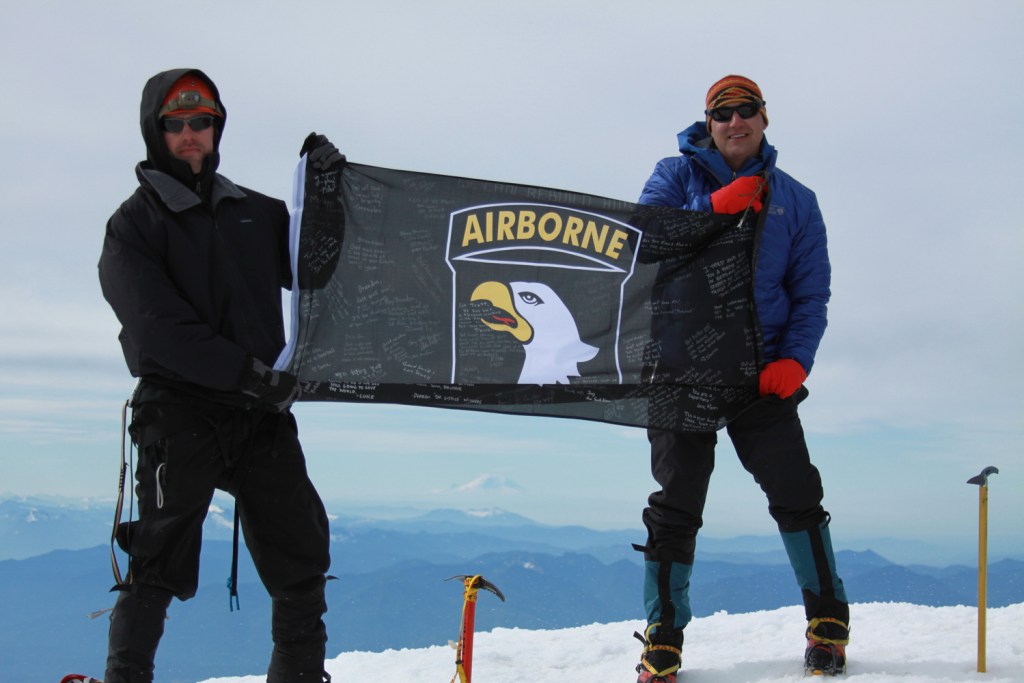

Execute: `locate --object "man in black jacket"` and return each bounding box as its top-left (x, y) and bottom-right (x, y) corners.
top-left (98, 68), bottom-right (343, 683)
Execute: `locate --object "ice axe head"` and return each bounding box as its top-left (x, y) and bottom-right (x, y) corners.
top-left (967, 466), bottom-right (999, 486)
top-left (446, 574), bottom-right (506, 602)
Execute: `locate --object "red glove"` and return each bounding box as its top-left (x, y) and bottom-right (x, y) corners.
top-left (758, 359), bottom-right (807, 399)
top-left (710, 176), bottom-right (764, 214)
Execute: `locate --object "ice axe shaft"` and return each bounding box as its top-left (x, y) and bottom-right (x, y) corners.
top-left (967, 466), bottom-right (999, 673)
top-left (447, 574), bottom-right (505, 683)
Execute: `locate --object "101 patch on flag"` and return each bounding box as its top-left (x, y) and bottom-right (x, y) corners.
top-left (278, 161), bottom-right (761, 431)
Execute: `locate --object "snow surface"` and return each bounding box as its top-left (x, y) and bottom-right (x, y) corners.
top-left (200, 602), bottom-right (1024, 682)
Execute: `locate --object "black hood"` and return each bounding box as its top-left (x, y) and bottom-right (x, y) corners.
top-left (139, 68), bottom-right (227, 194)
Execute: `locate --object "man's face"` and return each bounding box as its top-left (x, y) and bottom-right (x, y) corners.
top-left (709, 103), bottom-right (765, 172)
top-left (162, 114), bottom-right (215, 174)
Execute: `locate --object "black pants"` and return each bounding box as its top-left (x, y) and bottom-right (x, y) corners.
top-left (106, 386), bottom-right (331, 683)
top-left (645, 387), bottom-right (824, 546)
top-left (641, 387), bottom-right (848, 628)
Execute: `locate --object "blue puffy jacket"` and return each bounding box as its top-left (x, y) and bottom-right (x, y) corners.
top-left (639, 122), bottom-right (831, 373)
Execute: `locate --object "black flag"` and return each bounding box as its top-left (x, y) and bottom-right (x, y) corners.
top-left (279, 161), bottom-right (762, 431)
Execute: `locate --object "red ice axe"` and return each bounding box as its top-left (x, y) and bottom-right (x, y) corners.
top-left (447, 574), bottom-right (505, 683)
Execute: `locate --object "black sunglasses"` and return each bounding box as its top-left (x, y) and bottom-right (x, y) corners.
top-left (706, 102), bottom-right (763, 123)
top-left (161, 115), bottom-right (215, 134)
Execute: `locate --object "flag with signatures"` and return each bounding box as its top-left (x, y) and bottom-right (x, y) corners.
top-left (277, 160), bottom-right (762, 431)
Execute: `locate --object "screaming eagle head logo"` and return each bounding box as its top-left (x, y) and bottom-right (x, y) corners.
top-left (448, 202), bottom-right (642, 385)
top-left (471, 280), bottom-right (598, 385)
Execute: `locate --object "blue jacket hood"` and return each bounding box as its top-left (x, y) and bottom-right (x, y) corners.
top-left (676, 120), bottom-right (777, 184)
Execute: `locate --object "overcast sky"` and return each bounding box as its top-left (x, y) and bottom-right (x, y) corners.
top-left (2, 1), bottom-right (1021, 560)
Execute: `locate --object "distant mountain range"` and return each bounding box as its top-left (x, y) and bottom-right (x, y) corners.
top-left (1, 496), bottom-right (1022, 682)
top-left (4, 494), bottom-right (1018, 565)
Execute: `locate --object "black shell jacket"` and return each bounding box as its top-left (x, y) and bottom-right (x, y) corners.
top-left (98, 69), bottom-right (291, 400)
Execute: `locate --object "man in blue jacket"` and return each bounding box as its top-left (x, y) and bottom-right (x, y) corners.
top-left (633, 75), bottom-right (849, 681)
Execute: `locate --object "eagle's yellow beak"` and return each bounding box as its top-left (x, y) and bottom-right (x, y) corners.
top-left (471, 281), bottom-right (533, 343)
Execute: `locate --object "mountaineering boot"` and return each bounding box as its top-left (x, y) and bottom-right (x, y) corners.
top-left (780, 515), bottom-right (850, 676)
top-left (804, 617), bottom-right (849, 676)
top-left (633, 521), bottom-right (694, 682)
top-left (634, 623), bottom-right (683, 682)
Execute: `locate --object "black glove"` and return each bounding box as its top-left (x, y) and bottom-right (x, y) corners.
top-left (239, 358), bottom-right (302, 412)
top-left (300, 132), bottom-right (346, 171)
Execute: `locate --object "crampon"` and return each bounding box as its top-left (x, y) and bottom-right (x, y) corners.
top-left (634, 623), bottom-right (682, 682)
top-left (804, 617), bottom-right (849, 676)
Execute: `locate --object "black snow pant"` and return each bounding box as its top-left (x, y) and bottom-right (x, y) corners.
top-left (640, 387), bottom-right (848, 633)
top-left (105, 383), bottom-right (331, 683)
